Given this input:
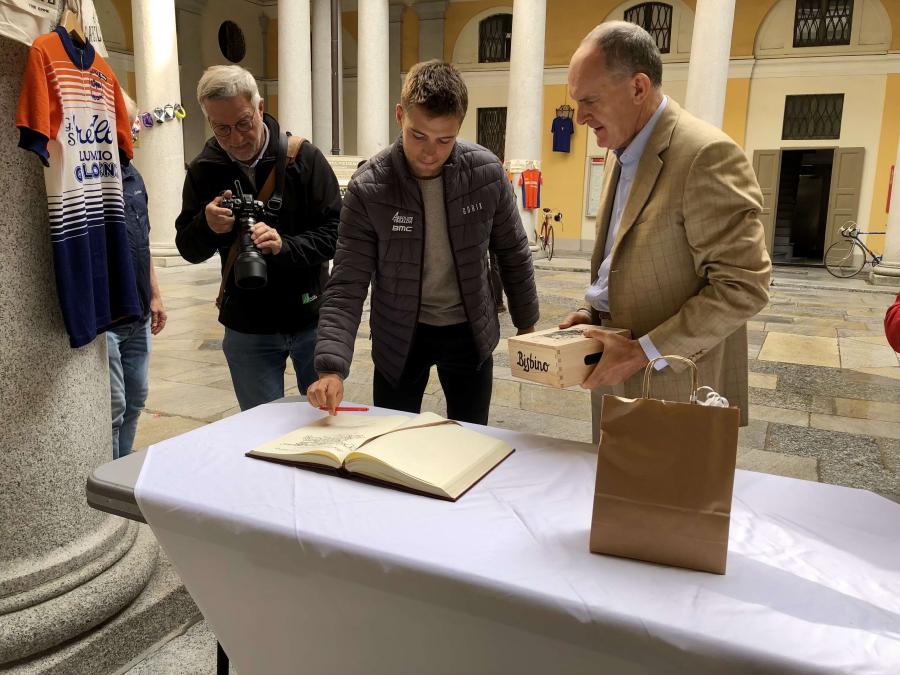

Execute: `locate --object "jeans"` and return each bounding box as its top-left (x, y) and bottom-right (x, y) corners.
top-left (222, 326), bottom-right (318, 411)
top-left (373, 322), bottom-right (493, 425)
top-left (107, 317), bottom-right (151, 459)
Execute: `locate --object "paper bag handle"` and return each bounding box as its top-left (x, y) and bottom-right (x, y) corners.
top-left (642, 355), bottom-right (699, 402)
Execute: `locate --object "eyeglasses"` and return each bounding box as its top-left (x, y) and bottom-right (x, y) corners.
top-left (210, 114), bottom-right (255, 138)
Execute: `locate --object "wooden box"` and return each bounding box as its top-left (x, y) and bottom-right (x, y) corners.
top-left (507, 325), bottom-right (631, 389)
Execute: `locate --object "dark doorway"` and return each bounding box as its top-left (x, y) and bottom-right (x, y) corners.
top-left (773, 149), bottom-right (834, 265)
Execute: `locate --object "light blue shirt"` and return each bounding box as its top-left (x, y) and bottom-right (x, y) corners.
top-left (585, 96), bottom-right (669, 369)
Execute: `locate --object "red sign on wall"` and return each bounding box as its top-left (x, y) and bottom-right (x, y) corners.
top-left (889, 165), bottom-right (895, 214)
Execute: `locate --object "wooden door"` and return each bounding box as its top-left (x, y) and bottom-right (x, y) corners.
top-left (824, 147), bottom-right (864, 249)
top-left (752, 149), bottom-right (781, 256)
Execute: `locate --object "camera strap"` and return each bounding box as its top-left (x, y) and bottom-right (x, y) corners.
top-left (215, 132), bottom-right (305, 310)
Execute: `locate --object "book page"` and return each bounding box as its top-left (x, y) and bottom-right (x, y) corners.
top-left (248, 414), bottom-right (410, 468)
top-left (357, 411), bottom-right (456, 446)
top-left (345, 423), bottom-right (513, 500)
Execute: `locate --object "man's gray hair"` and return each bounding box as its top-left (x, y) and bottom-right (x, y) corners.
top-left (197, 65), bottom-right (261, 113)
top-left (583, 21), bottom-right (663, 88)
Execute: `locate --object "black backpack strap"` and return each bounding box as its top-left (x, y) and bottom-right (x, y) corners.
top-left (267, 131), bottom-right (288, 213)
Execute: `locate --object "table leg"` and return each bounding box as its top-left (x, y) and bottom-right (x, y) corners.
top-left (216, 640), bottom-right (229, 674)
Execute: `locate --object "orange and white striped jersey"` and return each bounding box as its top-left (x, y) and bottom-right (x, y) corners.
top-left (518, 168), bottom-right (542, 210)
top-left (16, 27), bottom-right (139, 348)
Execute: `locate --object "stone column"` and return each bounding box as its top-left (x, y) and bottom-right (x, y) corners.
top-left (132, 0), bottom-right (186, 263)
top-left (312, 0), bottom-right (342, 152)
top-left (684, 0), bottom-right (735, 129)
top-left (176, 2), bottom-right (207, 164)
top-left (357, 0), bottom-right (390, 159)
top-left (389, 3), bottom-right (404, 142)
top-left (871, 141), bottom-right (900, 284)
top-left (278, 0), bottom-right (313, 139)
top-left (0, 36), bottom-right (158, 667)
top-left (414, 1), bottom-right (447, 62)
top-left (504, 0), bottom-right (546, 243)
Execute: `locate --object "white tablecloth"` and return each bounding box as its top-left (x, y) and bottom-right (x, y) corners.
top-left (135, 402), bottom-right (900, 674)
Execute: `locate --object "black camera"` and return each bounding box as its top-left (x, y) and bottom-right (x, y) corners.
top-left (221, 181), bottom-right (268, 290)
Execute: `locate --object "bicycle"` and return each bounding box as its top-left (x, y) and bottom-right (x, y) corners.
top-left (537, 207), bottom-right (560, 261)
top-left (823, 222), bottom-right (885, 278)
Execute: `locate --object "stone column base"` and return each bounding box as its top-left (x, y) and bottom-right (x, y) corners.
top-left (870, 261), bottom-right (900, 286)
top-left (0, 527), bottom-right (200, 674)
top-left (0, 523), bottom-right (156, 664)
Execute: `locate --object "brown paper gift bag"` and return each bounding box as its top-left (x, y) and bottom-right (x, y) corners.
top-left (589, 356), bottom-right (740, 574)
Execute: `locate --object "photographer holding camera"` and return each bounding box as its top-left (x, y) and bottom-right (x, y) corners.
top-left (176, 65), bottom-right (341, 410)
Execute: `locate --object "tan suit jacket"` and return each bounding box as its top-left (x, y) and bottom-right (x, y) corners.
top-left (589, 99), bottom-right (771, 438)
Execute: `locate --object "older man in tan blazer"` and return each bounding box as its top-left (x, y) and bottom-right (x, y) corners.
top-left (561, 22), bottom-right (771, 440)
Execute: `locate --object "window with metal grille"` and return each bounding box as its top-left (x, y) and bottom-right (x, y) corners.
top-left (478, 14), bottom-right (513, 63)
top-left (623, 3), bottom-right (672, 54)
top-left (477, 107), bottom-right (507, 161)
top-left (782, 94), bottom-right (844, 140)
top-left (793, 0), bottom-right (853, 47)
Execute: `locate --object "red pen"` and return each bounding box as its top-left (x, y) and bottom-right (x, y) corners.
top-left (319, 406), bottom-right (369, 412)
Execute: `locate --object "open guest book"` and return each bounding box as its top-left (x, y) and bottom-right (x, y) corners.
top-left (246, 412), bottom-right (514, 501)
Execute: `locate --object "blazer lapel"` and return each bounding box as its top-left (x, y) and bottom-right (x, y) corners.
top-left (611, 99), bottom-right (680, 252)
top-left (590, 154), bottom-right (620, 281)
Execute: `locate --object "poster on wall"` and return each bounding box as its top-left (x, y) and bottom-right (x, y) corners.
top-left (0, 0), bottom-right (57, 45)
top-left (0, 0), bottom-right (105, 54)
top-left (585, 156), bottom-right (605, 218)
top-left (79, 0), bottom-right (107, 57)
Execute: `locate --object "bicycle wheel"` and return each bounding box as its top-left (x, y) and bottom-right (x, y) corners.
top-left (824, 239), bottom-right (866, 278)
top-left (546, 225), bottom-right (554, 261)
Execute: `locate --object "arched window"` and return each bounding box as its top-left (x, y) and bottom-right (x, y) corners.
top-left (478, 13), bottom-right (513, 63)
top-left (793, 0), bottom-right (853, 47)
top-left (624, 2), bottom-right (672, 54)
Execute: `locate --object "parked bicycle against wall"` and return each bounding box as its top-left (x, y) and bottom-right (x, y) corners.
top-left (823, 222), bottom-right (885, 278)
top-left (537, 207), bottom-right (560, 261)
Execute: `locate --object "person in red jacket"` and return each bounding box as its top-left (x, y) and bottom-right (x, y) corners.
top-left (886, 292), bottom-right (900, 352)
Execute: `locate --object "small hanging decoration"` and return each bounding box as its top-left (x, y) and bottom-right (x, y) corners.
top-left (135, 103), bottom-right (188, 135)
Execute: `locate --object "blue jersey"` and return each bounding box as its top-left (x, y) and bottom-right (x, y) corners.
top-left (551, 116), bottom-right (575, 153)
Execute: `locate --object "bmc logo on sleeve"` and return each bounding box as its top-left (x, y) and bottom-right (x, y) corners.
top-left (391, 211), bottom-right (414, 232)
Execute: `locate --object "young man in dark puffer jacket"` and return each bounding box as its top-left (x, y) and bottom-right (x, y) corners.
top-left (308, 60), bottom-right (539, 424)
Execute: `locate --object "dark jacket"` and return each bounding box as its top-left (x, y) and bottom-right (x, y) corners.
top-left (175, 113), bottom-right (341, 334)
top-left (122, 163), bottom-right (151, 320)
top-left (315, 139), bottom-right (539, 383)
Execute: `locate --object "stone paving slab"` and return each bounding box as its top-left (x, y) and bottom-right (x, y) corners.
top-left (765, 423), bottom-right (897, 501)
top-left (758, 333), bottom-right (840, 368)
top-left (832, 398), bottom-right (900, 422)
top-left (737, 449), bottom-right (819, 482)
top-left (737, 418), bottom-right (768, 451)
top-left (123, 620), bottom-right (227, 675)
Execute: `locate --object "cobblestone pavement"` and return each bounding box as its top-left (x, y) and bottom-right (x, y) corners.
top-left (126, 257), bottom-right (900, 673)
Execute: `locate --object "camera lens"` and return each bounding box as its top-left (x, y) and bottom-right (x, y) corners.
top-left (233, 208), bottom-right (267, 290)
